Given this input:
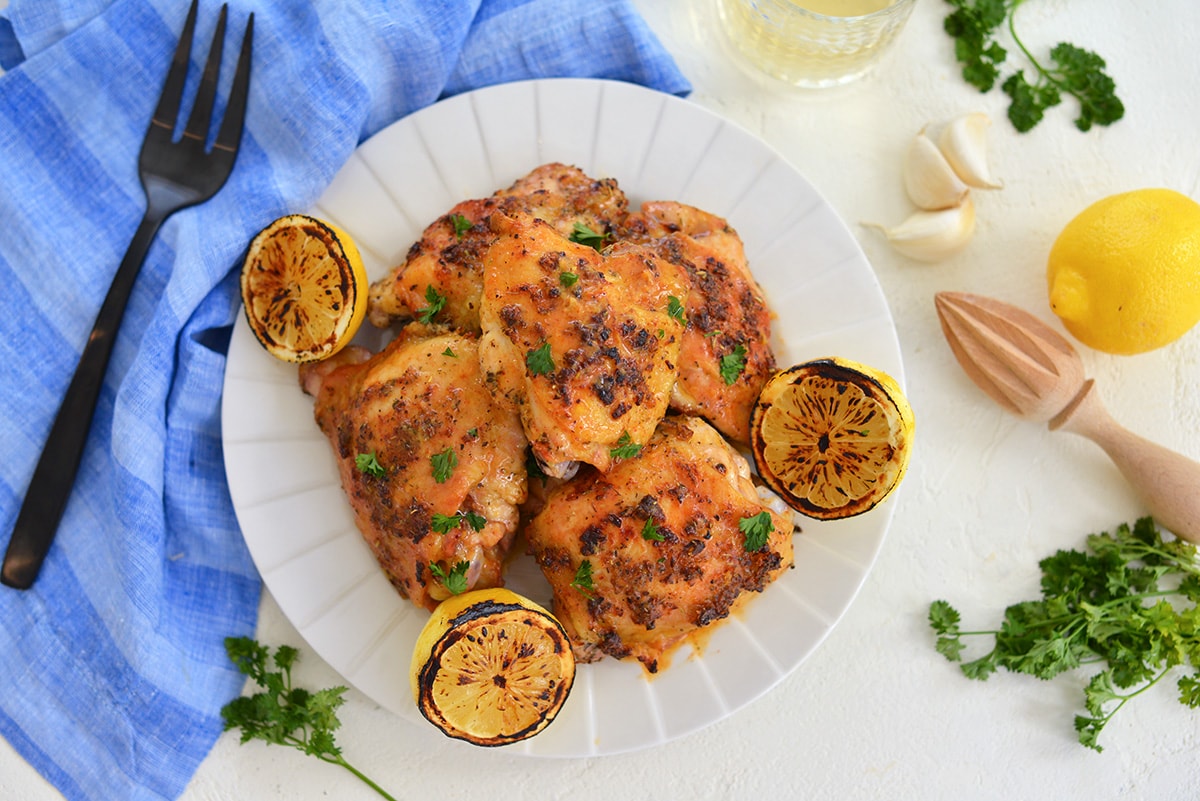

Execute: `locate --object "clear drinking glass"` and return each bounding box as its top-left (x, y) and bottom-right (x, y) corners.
top-left (717, 0), bottom-right (919, 88)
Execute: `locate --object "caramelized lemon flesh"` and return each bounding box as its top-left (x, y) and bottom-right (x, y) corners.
top-left (750, 358), bottom-right (914, 520)
top-left (240, 214), bottom-right (367, 363)
top-left (410, 589), bottom-right (575, 747)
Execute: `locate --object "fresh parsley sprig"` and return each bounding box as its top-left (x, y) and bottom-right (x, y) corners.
top-left (943, 0), bottom-right (1123, 132)
top-left (929, 518), bottom-right (1200, 752)
top-left (221, 638), bottom-right (398, 801)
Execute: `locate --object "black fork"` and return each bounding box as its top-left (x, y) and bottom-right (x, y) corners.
top-left (2, 1), bottom-right (255, 590)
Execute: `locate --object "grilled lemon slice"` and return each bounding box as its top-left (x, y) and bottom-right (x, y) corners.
top-left (240, 214), bottom-right (367, 363)
top-left (750, 357), bottom-right (914, 520)
top-left (410, 588), bottom-right (575, 746)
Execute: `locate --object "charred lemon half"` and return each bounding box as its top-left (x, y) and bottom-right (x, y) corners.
top-left (410, 588), bottom-right (575, 747)
top-left (750, 357), bottom-right (914, 520)
top-left (240, 214), bottom-right (368, 363)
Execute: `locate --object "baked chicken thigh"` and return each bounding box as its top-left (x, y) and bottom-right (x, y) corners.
top-left (367, 163), bottom-right (629, 332)
top-left (478, 211), bottom-right (689, 478)
top-left (618, 201), bottom-right (776, 443)
top-left (299, 324), bottom-right (527, 610)
top-left (524, 415), bottom-right (795, 673)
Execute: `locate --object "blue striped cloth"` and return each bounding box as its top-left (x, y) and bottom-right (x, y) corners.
top-left (0, 2), bottom-right (688, 799)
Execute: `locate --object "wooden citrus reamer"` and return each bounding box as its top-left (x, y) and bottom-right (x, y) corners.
top-left (935, 291), bottom-right (1200, 544)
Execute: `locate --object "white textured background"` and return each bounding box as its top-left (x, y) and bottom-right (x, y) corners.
top-left (3, 0), bottom-right (1199, 799)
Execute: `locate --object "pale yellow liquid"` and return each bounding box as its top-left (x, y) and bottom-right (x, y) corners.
top-left (719, 0), bottom-right (914, 88)
top-left (795, 0), bottom-right (893, 16)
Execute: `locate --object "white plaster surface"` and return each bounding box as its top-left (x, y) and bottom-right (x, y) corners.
top-left (3, 1), bottom-right (1199, 799)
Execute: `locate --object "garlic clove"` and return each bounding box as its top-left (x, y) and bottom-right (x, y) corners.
top-left (873, 194), bottom-right (976, 262)
top-left (937, 112), bottom-right (1002, 190)
top-left (903, 127), bottom-right (970, 210)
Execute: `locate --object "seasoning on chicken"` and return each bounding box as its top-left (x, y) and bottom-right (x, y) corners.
top-left (367, 162), bottom-right (629, 332)
top-left (478, 211), bottom-right (689, 478)
top-left (299, 324), bottom-right (527, 610)
top-left (524, 415), bottom-right (795, 673)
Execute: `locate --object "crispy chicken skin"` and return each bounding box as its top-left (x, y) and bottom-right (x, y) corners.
top-left (478, 211), bottom-right (689, 478)
top-left (524, 415), bottom-right (795, 673)
top-left (617, 201), bottom-right (776, 443)
top-left (299, 324), bottom-right (527, 610)
top-left (367, 163), bottom-right (629, 332)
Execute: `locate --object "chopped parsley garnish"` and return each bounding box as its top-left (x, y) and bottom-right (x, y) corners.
top-left (428, 560), bottom-right (471, 595)
top-left (431, 511), bottom-right (488, 534)
top-left (559, 271), bottom-right (579, 288)
top-left (739, 511), bottom-right (774, 552)
top-left (416, 284), bottom-right (447, 324)
top-left (569, 222), bottom-right (608, 251)
top-left (667, 295), bottom-right (686, 323)
top-left (355, 452), bottom-right (386, 478)
top-left (641, 519), bottom-right (664, 543)
top-left (719, 344), bottom-right (748, 385)
top-left (449, 213), bottom-right (472, 239)
top-left (430, 447), bottom-right (458, 484)
top-left (526, 450), bottom-right (547, 482)
top-left (442, 346), bottom-right (457, 358)
top-left (609, 432), bottom-right (642, 460)
top-left (526, 342), bottom-right (555, 376)
top-left (571, 560), bottom-right (596, 598)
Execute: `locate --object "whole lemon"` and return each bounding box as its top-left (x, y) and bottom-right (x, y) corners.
top-left (1047, 188), bottom-right (1200, 355)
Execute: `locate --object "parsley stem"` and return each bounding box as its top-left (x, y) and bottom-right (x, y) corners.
top-left (318, 755), bottom-right (399, 801)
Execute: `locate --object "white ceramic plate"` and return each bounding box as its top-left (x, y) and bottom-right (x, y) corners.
top-left (222, 78), bottom-right (904, 757)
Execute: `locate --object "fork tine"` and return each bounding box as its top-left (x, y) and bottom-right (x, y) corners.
top-left (150, 0), bottom-right (199, 135)
top-left (182, 4), bottom-right (228, 145)
top-left (214, 13), bottom-right (254, 154)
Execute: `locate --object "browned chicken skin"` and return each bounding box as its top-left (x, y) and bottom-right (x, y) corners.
top-left (299, 324), bottom-right (527, 610)
top-left (478, 211), bottom-right (689, 478)
top-left (367, 163), bottom-right (629, 332)
top-left (618, 201), bottom-right (776, 443)
top-left (524, 415), bottom-right (795, 673)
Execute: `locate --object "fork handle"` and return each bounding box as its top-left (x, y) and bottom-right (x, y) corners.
top-left (2, 210), bottom-right (165, 589)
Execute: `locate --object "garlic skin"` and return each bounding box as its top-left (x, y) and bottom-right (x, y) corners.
top-left (875, 195), bottom-right (976, 262)
top-left (937, 112), bottom-right (1002, 190)
top-left (903, 128), bottom-right (969, 210)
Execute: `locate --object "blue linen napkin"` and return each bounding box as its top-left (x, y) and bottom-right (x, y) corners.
top-left (0, 2), bottom-right (689, 799)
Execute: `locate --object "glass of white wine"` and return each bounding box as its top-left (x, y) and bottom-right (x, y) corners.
top-left (717, 0), bottom-right (919, 88)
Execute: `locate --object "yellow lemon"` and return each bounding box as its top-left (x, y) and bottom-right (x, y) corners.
top-left (240, 214), bottom-right (368, 363)
top-left (1047, 188), bottom-right (1200, 355)
top-left (410, 588), bottom-right (575, 747)
top-left (750, 358), bottom-right (914, 521)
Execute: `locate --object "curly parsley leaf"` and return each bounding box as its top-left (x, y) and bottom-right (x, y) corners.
top-left (355, 452), bottom-right (386, 478)
top-left (641, 518), bottom-right (664, 543)
top-left (449, 213), bottom-right (472, 239)
top-left (719, 344), bottom-right (748, 386)
top-left (609, 432), bottom-right (642, 460)
top-left (928, 518), bottom-right (1200, 751)
top-left (559, 271), bottom-right (579, 288)
top-left (430, 448), bottom-right (458, 484)
top-left (431, 511), bottom-right (488, 534)
top-left (429, 560), bottom-right (471, 595)
top-left (416, 284), bottom-right (447, 324)
top-left (943, 0), bottom-right (1123, 132)
top-left (526, 343), bottom-right (555, 376)
top-left (738, 511), bottom-right (774, 552)
top-left (568, 222), bottom-right (608, 251)
top-left (667, 295), bottom-right (686, 324)
top-left (222, 637), bottom-right (398, 801)
top-left (571, 560), bottom-right (596, 598)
